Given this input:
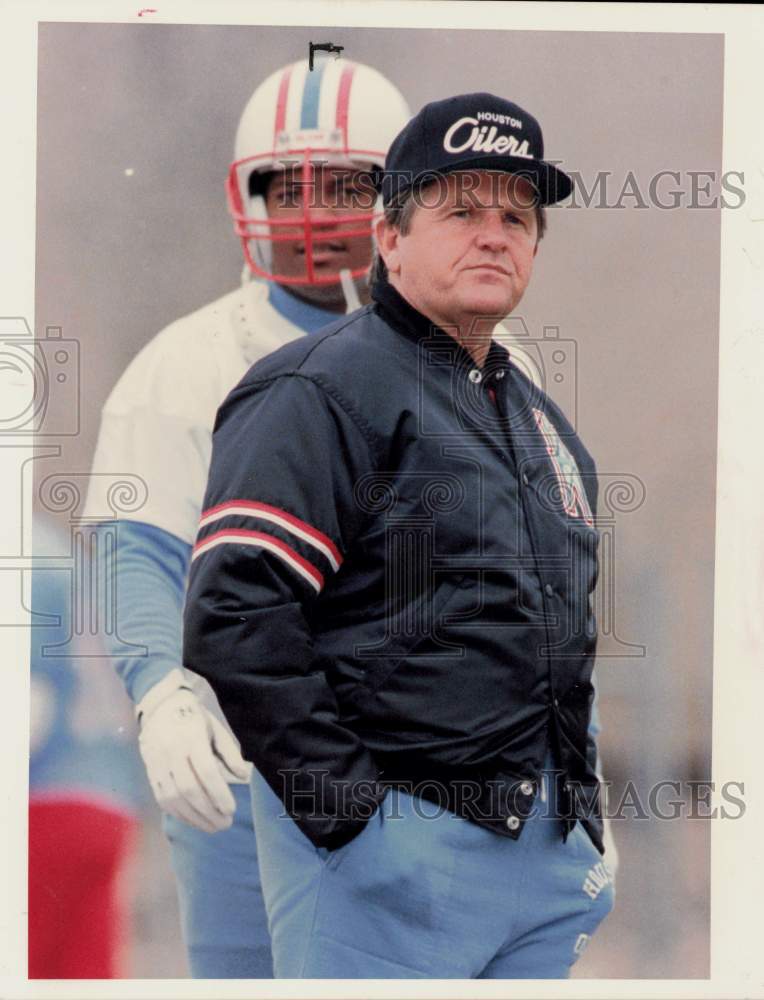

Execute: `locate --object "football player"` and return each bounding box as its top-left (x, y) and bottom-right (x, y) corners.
top-left (85, 56), bottom-right (410, 978)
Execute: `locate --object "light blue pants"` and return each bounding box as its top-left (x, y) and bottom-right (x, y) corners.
top-left (163, 782), bottom-right (272, 978)
top-left (251, 770), bottom-right (615, 979)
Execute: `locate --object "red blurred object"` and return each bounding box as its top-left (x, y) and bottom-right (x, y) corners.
top-left (28, 797), bottom-right (138, 979)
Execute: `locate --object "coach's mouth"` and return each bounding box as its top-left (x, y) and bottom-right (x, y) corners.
top-left (464, 263), bottom-right (512, 277)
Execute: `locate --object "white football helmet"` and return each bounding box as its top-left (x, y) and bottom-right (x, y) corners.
top-left (227, 57), bottom-right (410, 286)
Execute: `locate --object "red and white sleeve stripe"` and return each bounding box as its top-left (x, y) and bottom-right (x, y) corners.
top-left (192, 500), bottom-right (343, 595)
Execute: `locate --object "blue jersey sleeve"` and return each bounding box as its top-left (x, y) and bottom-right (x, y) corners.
top-left (98, 519), bottom-right (192, 704)
top-left (30, 517), bottom-right (149, 808)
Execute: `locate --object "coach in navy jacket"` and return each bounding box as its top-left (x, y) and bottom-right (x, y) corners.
top-left (183, 93), bottom-right (613, 979)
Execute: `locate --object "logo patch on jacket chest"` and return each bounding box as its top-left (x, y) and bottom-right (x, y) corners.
top-left (532, 408), bottom-right (594, 526)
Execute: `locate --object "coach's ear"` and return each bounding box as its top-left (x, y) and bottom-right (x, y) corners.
top-left (375, 217), bottom-right (401, 276)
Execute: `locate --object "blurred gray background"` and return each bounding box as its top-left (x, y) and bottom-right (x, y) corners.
top-left (34, 23), bottom-right (722, 978)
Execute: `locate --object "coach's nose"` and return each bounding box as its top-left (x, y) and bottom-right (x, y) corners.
top-left (474, 210), bottom-right (510, 252)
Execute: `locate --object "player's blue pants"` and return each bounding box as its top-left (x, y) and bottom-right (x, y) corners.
top-left (251, 769), bottom-right (615, 979)
top-left (163, 782), bottom-right (272, 978)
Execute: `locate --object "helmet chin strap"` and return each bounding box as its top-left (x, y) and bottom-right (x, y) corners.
top-left (241, 262), bottom-right (365, 318)
top-left (339, 268), bottom-right (362, 313)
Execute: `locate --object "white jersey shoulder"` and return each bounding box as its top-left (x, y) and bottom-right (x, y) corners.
top-left (85, 281), bottom-right (306, 544)
top-left (98, 281), bottom-right (304, 423)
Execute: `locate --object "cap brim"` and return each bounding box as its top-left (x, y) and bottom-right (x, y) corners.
top-left (383, 157), bottom-right (573, 206)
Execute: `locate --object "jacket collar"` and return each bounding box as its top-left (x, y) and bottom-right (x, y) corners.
top-left (370, 276), bottom-right (511, 374)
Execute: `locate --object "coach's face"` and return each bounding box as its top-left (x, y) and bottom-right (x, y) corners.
top-left (378, 170), bottom-right (538, 332)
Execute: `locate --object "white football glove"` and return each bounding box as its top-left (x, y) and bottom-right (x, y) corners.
top-left (136, 669), bottom-right (252, 833)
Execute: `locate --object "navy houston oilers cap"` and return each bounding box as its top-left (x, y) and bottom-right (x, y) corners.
top-left (382, 92), bottom-right (573, 206)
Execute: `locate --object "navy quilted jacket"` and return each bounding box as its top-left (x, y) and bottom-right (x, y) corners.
top-left (183, 278), bottom-right (604, 853)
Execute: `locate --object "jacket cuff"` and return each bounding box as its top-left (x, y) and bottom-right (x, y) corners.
top-left (284, 773), bottom-right (387, 850)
